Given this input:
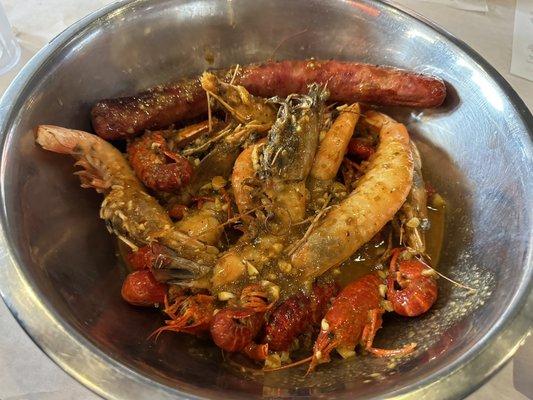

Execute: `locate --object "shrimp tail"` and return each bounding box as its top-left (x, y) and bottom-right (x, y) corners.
top-left (149, 245), bottom-right (212, 284)
top-left (35, 125), bottom-right (82, 154)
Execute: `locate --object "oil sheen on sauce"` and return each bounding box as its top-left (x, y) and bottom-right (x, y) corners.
top-left (335, 202), bottom-right (445, 288)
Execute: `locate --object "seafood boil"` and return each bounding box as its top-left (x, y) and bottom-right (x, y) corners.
top-left (36, 59), bottom-right (448, 372)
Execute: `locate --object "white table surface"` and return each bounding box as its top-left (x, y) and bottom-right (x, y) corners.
top-left (0, 0), bottom-right (531, 399)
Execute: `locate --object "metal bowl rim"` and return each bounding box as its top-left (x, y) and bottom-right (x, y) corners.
top-left (0, 0), bottom-right (531, 399)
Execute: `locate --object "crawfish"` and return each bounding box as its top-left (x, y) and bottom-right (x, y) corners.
top-left (210, 308), bottom-right (265, 352)
top-left (264, 282), bottom-right (338, 352)
top-left (386, 248), bottom-right (438, 317)
top-left (307, 273), bottom-right (417, 373)
top-left (210, 284), bottom-right (272, 353)
top-left (127, 130), bottom-right (194, 193)
top-left (152, 293), bottom-right (216, 337)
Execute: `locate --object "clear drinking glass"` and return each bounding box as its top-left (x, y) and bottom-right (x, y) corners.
top-left (0, 2), bottom-right (20, 75)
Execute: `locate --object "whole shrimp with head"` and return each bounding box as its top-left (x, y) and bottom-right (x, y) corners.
top-left (290, 111), bottom-right (414, 281)
top-left (35, 126), bottom-right (218, 285)
top-left (175, 72), bottom-right (277, 200)
top-left (210, 84), bottom-right (328, 292)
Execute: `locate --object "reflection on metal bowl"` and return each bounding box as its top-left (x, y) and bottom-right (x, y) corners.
top-left (0, 0), bottom-right (531, 399)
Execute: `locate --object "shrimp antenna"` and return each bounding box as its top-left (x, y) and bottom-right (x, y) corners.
top-left (268, 29), bottom-right (308, 60)
top-left (263, 355), bottom-right (313, 372)
top-left (207, 91), bottom-right (213, 132)
top-left (286, 195), bottom-right (331, 256)
top-left (188, 205), bottom-right (265, 240)
top-left (229, 64), bottom-right (240, 85)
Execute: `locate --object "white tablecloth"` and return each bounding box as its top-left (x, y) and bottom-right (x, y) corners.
top-left (0, 1), bottom-right (531, 399)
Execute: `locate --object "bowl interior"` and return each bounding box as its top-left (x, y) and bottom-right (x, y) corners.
top-left (0, 0), bottom-right (531, 399)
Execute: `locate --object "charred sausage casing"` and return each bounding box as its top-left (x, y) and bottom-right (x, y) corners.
top-left (91, 60), bottom-right (446, 140)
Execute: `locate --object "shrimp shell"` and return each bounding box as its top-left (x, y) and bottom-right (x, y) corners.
top-left (200, 72), bottom-right (276, 127)
top-left (309, 103), bottom-right (360, 181)
top-left (291, 112), bottom-right (413, 280)
top-left (232, 143), bottom-right (260, 219)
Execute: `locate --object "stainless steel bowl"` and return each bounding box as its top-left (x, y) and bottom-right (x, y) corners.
top-left (0, 0), bottom-right (531, 399)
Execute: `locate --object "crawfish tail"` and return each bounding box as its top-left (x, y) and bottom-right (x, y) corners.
top-left (264, 282), bottom-right (338, 351)
top-left (386, 249), bottom-right (438, 317)
top-left (121, 269), bottom-right (168, 307)
top-left (242, 343), bottom-right (269, 361)
top-left (265, 293), bottom-right (312, 351)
